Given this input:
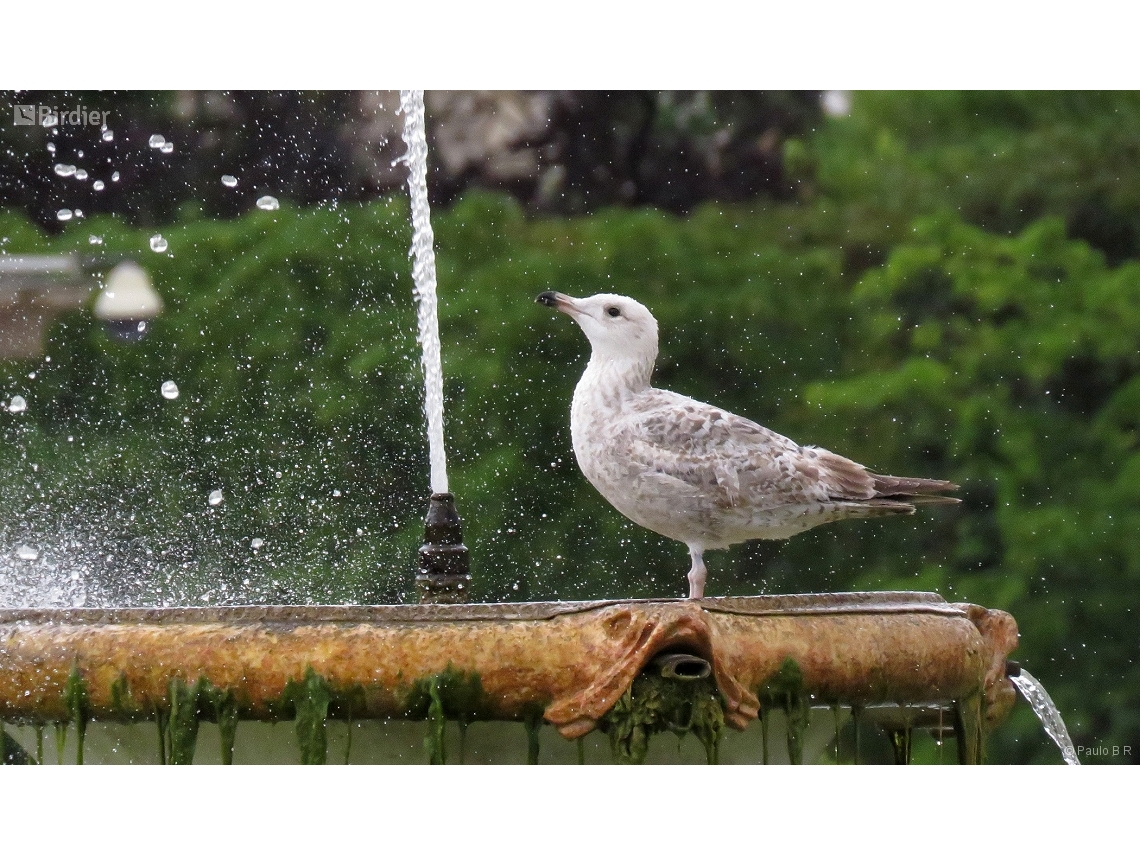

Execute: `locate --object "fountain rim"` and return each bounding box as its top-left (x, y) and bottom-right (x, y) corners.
top-left (0, 590), bottom-right (968, 626)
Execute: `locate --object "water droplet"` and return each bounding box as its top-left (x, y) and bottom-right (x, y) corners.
top-left (41, 113), bottom-right (58, 128)
top-left (88, 235), bottom-right (103, 245)
top-left (149, 234), bottom-right (168, 253)
top-left (102, 128), bottom-right (114, 142)
top-left (75, 169), bottom-right (88, 181)
top-left (256, 195), bottom-right (279, 211)
top-left (148, 134), bottom-right (165, 148)
top-left (208, 489), bottom-right (224, 507)
top-left (54, 163), bottom-right (76, 177)
top-left (111, 171), bottom-right (120, 182)
top-left (73, 209), bottom-right (84, 218)
top-left (161, 380), bottom-right (179, 400)
top-left (16, 545), bottom-right (39, 561)
top-left (46, 142), bottom-right (56, 153)
top-left (56, 209), bottom-right (72, 221)
top-left (332, 489), bottom-right (341, 497)
top-left (7, 395), bottom-right (27, 413)
top-left (93, 180), bottom-right (105, 191)
top-left (250, 537), bottom-right (265, 550)
top-left (221, 174), bottom-right (238, 188)
top-left (160, 141), bottom-right (174, 154)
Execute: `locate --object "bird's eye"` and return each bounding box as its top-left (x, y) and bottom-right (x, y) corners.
top-left (606, 306), bottom-right (621, 318)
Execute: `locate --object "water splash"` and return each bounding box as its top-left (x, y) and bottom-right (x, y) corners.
top-left (1010, 668), bottom-right (1079, 765)
top-left (400, 89), bottom-right (448, 495)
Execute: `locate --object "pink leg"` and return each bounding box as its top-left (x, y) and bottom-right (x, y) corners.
top-left (687, 546), bottom-right (707, 599)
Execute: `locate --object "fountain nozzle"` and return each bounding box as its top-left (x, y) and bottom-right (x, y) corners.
top-left (416, 492), bottom-right (471, 604)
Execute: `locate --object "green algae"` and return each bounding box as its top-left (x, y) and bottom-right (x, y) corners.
top-left (759, 657), bottom-right (809, 765)
top-left (888, 727), bottom-right (913, 764)
top-left (524, 708), bottom-right (543, 765)
top-left (759, 704), bottom-right (769, 764)
top-left (456, 717), bottom-right (469, 764)
top-left (54, 723), bottom-right (66, 764)
top-left (156, 710), bottom-right (168, 765)
top-left (343, 714), bottom-right (354, 765)
top-left (201, 684), bottom-right (239, 765)
top-left (425, 673), bottom-right (447, 764)
top-left (109, 672), bottom-right (150, 722)
top-left (954, 693), bottom-right (985, 765)
top-left (598, 666), bottom-right (725, 765)
top-left (63, 661), bottom-right (90, 765)
top-left (286, 667), bottom-right (332, 765)
top-left (168, 677), bottom-right (203, 765)
top-left (405, 665), bottom-right (485, 765)
top-left (35, 725), bottom-right (44, 765)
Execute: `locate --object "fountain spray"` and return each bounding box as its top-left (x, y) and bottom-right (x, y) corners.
top-left (400, 89), bottom-right (470, 604)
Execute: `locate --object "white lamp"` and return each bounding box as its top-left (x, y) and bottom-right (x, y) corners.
top-left (93, 261), bottom-right (163, 341)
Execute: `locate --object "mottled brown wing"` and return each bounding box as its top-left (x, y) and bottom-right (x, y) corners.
top-left (621, 390), bottom-right (837, 510)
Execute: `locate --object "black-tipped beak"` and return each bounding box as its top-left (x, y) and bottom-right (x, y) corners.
top-left (536, 291), bottom-right (576, 314)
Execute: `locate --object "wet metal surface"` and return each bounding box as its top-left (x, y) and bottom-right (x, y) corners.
top-left (0, 592), bottom-right (1018, 739)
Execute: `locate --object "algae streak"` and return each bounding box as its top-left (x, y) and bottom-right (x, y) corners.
top-left (201, 684), bottom-right (239, 765)
top-left (286, 667), bottom-right (332, 765)
top-left (167, 677), bottom-right (203, 765)
top-left (405, 665), bottom-right (484, 765)
top-left (63, 661), bottom-right (90, 765)
top-left (759, 657), bottom-right (809, 765)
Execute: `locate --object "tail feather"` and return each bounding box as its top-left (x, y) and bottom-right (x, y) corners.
top-left (838, 498), bottom-right (918, 520)
top-left (871, 473), bottom-right (959, 500)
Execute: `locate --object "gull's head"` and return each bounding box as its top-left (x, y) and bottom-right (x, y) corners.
top-left (537, 291), bottom-right (659, 362)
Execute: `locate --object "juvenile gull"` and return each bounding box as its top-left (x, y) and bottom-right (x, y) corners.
top-left (537, 291), bottom-right (959, 599)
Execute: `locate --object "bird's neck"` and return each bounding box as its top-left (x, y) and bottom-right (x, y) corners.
top-left (576, 353), bottom-right (654, 411)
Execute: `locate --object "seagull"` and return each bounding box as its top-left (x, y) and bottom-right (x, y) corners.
top-left (537, 290), bottom-right (959, 599)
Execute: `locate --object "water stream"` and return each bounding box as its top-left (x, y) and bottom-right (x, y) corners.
top-left (399, 89), bottom-right (449, 495)
top-left (1010, 668), bottom-right (1080, 765)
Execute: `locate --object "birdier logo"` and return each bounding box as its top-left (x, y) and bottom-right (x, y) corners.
top-left (12, 104), bottom-right (108, 127)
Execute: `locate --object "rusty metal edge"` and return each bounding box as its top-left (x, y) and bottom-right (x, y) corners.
top-left (0, 591), bottom-right (962, 626)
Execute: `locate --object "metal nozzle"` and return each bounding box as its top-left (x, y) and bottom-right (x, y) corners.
top-left (652, 652), bottom-right (713, 681)
top-left (416, 492), bottom-right (471, 604)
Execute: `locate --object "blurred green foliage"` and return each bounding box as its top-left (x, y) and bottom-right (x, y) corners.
top-left (3, 92), bottom-right (1139, 763)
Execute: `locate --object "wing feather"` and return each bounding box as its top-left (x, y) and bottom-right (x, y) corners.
top-left (620, 390), bottom-right (831, 509)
